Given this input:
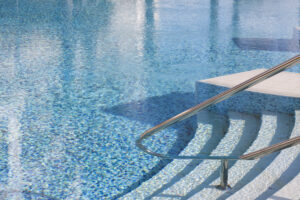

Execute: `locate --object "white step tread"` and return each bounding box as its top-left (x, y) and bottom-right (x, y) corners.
top-left (189, 112), bottom-right (294, 200)
top-left (267, 163), bottom-right (300, 200)
top-left (121, 111), bottom-right (227, 200)
top-left (152, 112), bottom-right (259, 199)
top-left (228, 110), bottom-right (300, 200)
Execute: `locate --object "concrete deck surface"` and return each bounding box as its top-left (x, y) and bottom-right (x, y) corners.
top-left (200, 69), bottom-right (300, 98)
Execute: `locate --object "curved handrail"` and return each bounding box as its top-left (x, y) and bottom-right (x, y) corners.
top-left (240, 135), bottom-right (300, 160)
top-left (136, 54), bottom-right (300, 160)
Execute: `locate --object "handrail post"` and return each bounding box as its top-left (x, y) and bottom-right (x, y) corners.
top-left (217, 159), bottom-right (230, 190)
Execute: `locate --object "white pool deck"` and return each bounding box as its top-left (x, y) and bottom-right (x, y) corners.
top-left (200, 69), bottom-right (300, 98)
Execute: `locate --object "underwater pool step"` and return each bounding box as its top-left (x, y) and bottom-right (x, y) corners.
top-left (150, 112), bottom-right (259, 199)
top-left (188, 112), bottom-right (294, 200)
top-left (120, 111), bottom-right (228, 199)
top-left (267, 154), bottom-right (300, 200)
top-left (122, 111), bottom-right (259, 199)
top-left (227, 110), bottom-right (300, 200)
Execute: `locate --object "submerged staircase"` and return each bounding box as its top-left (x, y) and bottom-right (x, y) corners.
top-left (122, 56), bottom-right (300, 200)
top-left (122, 111), bottom-right (297, 200)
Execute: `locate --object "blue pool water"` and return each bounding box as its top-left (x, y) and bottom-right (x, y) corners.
top-left (0, 0), bottom-right (299, 199)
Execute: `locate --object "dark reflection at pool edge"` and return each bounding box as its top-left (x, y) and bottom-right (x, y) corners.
top-left (233, 38), bottom-right (300, 52)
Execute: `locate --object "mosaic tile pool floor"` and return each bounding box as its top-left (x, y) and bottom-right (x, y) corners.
top-left (0, 0), bottom-right (299, 199)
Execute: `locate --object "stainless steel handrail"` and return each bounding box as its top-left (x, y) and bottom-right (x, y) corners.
top-left (137, 54), bottom-right (300, 160)
top-left (240, 135), bottom-right (300, 160)
top-left (136, 54), bottom-right (300, 189)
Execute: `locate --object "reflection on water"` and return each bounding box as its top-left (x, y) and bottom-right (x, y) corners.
top-left (0, 93), bottom-right (25, 200)
top-left (233, 38), bottom-right (300, 52)
top-left (0, 0), bottom-right (299, 199)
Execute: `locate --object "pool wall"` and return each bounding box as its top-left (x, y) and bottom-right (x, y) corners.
top-left (196, 81), bottom-right (300, 115)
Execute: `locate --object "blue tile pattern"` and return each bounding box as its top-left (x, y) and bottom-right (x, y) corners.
top-left (0, 0), bottom-right (300, 199)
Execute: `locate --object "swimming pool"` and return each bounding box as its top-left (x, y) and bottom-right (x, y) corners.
top-left (0, 0), bottom-right (299, 199)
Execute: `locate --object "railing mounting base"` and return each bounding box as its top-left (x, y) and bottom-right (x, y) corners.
top-left (216, 184), bottom-right (231, 190)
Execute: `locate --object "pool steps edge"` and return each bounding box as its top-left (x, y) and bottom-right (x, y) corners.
top-left (190, 112), bottom-right (294, 200)
top-left (121, 69), bottom-right (300, 199)
top-left (120, 111), bottom-right (228, 199)
top-left (153, 112), bottom-right (260, 199)
top-left (228, 110), bottom-right (300, 200)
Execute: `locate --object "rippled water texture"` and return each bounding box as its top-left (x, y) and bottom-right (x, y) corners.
top-left (0, 0), bottom-right (299, 199)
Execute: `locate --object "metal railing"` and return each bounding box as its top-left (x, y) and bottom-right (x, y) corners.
top-left (136, 54), bottom-right (300, 189)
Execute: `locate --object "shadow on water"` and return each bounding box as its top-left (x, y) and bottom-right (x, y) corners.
top-left (104, 92), bottom-right (195, 129)
top-left (105, 92), bottom-right (197, 199)
top-left (107, 1), bottom-right (198, 198)
top-left (233, 38), bottom-right (300, 52)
